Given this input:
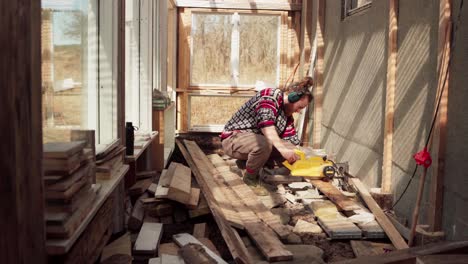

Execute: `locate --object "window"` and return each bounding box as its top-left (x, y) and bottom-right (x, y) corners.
top-left (41, 0), bottom-right (118, 146)
top-left (125, 0), bottom-right (164, 132)
top-left (190, 12), bottom-right (281, 87)
top-left (342, 0), bottom-right (372, 18)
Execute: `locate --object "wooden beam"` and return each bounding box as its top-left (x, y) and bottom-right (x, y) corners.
top-left (312, 0), bottom-right (325, 148)
top-left (0, 0), bottom-right (46, 263)
top-left (177, 8), bottom-right (191, 132)
top-left (334, 241), bottom-right (468, 264)
top-left (350, 178), bottom-right (408, 249)
top-left (175, 0), bottom-right (302, 11)
top-left (381, 0), bottom-right (398, 193)
top-left (428, 0), bottom-right (451, 232)
top-left (175, 140), bottom-right (253, 263)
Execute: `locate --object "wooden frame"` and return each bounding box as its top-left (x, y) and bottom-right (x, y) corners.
top-left (0, 0), bottom-right (46, 262)
top-left (428, 0), bottom-right (452, 232)
top-left (312, 0), bottom-right (325, 148)
top-left (175, 0), bottom-right (302, 11)
top-left (382, 0), bottom-right (398, 194)
top-left (341, 0), bottom-right (372, 20)
top-left (176, 7), bottom-right (301, 131)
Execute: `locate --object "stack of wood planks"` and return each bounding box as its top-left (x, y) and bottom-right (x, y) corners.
top-left (43, 141), bottom-right (98, 239)
top-left (96, 141), bottom-right (126, 180)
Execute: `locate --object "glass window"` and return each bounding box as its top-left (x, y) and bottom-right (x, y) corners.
top-left (41, 0), bottom-right (93, 143)
top-left (41, 0), bottom-right (118, 146)
top-left (125, 0), bottom-right (154, 132)
top-left (343, 0), bottom-right (372, 18)
top-left (190, 12), bottom-right (280, 87)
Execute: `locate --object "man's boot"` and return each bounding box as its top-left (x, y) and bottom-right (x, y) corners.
top-left (243, 172), bottom-right (269, 196)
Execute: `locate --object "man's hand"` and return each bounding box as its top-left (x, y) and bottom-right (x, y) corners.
top-left (261, 126), bottom-right (300, 164)
top-left (279, 147), bottom-right (299, 164)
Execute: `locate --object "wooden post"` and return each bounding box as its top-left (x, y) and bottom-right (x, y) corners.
top-left (409, 167), bottom-right (429, 247)
top-left (382, 0), bottom-right (398, 194)
top-left (312, 0), bottom-right (325, 149)
top-left (177, 8), bottom-right (191, 132)
top-left (0, 1), bottom-right (46, 263)
top-left (428, 0), bottom-right (452, 232)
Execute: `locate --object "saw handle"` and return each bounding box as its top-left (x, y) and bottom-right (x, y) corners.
top-left (294, 149), bottom-right (306, 160)
top-left (282, 149), bottom-right (306, 170)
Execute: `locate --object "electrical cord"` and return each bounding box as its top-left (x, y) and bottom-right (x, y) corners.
top-left (390, 0), bottom-right (464, 210)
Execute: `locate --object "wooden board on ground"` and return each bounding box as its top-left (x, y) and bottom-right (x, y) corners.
top-left (335, 241), bottom-right (468, 264)
top-left (167, 163), bottom-right (192, 204)
top-left (317, 214), bottom-right (362, 239)
top-left (129, 179), bottom-right (153, 197)
top-left (160, 254), bottom-right (184, 264)
top-left (44, 141), bottom-right (86, 159)
top-left (186, 187), bottom-right (200, 209)
top-left (309, 179), bottom-right (361, 211)
top-left (178, 140), bottom-right (253, 264)
top-left (350, 178), bottom-right (408, 249)
top-left (350, 240), bottom-right (395, 257)
top-left (416, 255), bottom-right (468, 264)
top-left (100, 232), bottom-right (132, 262)
top-left (207, 154), bottom-right (290, 239)
top-left (193, 223), bottom-right (207, 238)
top-left (133, 222), bottom-right (163, 255)
top-left (172, 233), bottom-right (228, 264)
top-left (160, 163), bottom-right (177, 187)
top-left (155, 169), bottom-right (170, 198)
top-left (158, 242), bottom-right (179, 256)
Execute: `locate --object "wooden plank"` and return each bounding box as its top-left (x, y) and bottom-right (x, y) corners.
top-left (309, 179), bottom-right (361, 211)
top-left (350, 178), bottom-right (408, 249)
top-left (187, 187), bottom-right (200, 209)
top-left (182, 141), bottom-right (244, 229)
top-left (158, 242), bottom-right (179, 256)
top-left (178, 244), bottom-right (217, 264)
top-left (46, 165), bottom-right (129, 255)
top-left (350, 240), bottom-right (395, 257)
top-left (318, 214), bottom-right (362, 239)
top-left (129, 178), bottom-right (153, 197)
top-left (161, 254), bottom-right (184, 264)
top-left (100, 232), bottom-right (132, 262)
top-left (312, 0), bottom-right (325, 148)
top-left (128, 193), bottom-right (148, 231)
top-left (198, 238), bottom-right (221, 256)
top-left (382, 0), bottom-right (398, 193)
top-left (428, 0), bottom-right (452, 232)
top-left (416, 255), bottom-right (468, 264)
top-left (207, 154), bottom-right (290, 239)
top-left (335, 241), bottom-right (468, 264)
top-left (46, 189), bottom-right (97, 238)
top-left (172, 233), bottom-right (228, 264)
top-left (193, 223), bottom-right (207, 238)
top-left (167, 163), bottom-right (192, 204)
top-left (46, 163), bottom-right (92, 192)
top-left (148, 183), bottom-right (158, 195)
top-left (176, 140), bottom-right (253, 263)
top-left (155, 169), bottom-right (170, 198)
top-left (45, 177), bottom-right (89, 200)
top-left (160, 164), bottom-right (176, 187)
top-left (43, 141), bottom-right (86, 159)
top-left (175, 0), bottom-right (302, 11)
top-left (133, 222), bottom-right (163, 255)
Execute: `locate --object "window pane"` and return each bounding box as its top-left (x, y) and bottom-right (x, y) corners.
top-left (189, 95), bottom-right (249, 128)
top-left (239, 14), bottom-right (279, 86)
top-left (191, 13), bottom-right (232, 85)
top-left (41, 0), bottom-right (93, 143)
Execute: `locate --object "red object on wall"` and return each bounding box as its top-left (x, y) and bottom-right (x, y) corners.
top-left (413, 147), bottom-right (432, 168)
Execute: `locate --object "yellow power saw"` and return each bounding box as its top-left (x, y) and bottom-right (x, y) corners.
top-left (282, 149), bottom-right (340, 180)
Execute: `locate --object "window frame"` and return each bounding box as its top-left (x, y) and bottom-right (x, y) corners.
top-left (342, 0), bottom-right (372, 19)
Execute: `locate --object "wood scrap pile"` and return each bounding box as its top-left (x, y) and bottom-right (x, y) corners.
top-left (43, 140), bottom-right (98, 239)
top-left (95, 141), bottom-right (126, 180)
